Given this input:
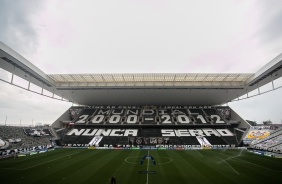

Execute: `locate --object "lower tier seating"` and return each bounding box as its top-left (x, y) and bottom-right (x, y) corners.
top-left (62, 127), bottom-right (240, 147)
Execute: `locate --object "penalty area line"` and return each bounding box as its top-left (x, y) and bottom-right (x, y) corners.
top-left (217, 154), bottom-right (241, 164)
top-left (220, 158), bottom-right (239, 175)
top-left (232, 157), bottom-right (282, 173)
top-left (22, 151), bottom-right (80, 170)
top-left (217, 151), bottom-right (243, 163)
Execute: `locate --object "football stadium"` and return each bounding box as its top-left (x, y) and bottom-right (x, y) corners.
top-left (1, 1), bottom-right (282, 184)
top-left (1, 40), bottom-right (282, 184)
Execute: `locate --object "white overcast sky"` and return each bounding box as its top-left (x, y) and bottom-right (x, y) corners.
top-left (0, 0), bottom-right (282, 125)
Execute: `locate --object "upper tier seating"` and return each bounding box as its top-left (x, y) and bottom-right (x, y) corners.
top-left (72, 106), bottom-right (228, 126)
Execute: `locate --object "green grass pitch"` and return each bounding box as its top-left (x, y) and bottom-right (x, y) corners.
top-left (0, 149), bottom-right (282, 184)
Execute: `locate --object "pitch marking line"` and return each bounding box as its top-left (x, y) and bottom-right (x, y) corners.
top-left (217, 154), bottom-right (241, 164)
top-left (146, 150), bottom-right (149, 184)
top-left (0, 152), bottom-right (80, 171)
top-left (219, 158), bottom-right (239, 175)
top-left (217, 150), bottom-right (247, 163)
top-left (0, 167), bottom-right (23, 170)
top-left (232, 157), bottom-right (282, 173)
top-left (195, 150), bottom-right (203, 157)
top-left (23, 151), bottom-right (80, 170)
top-left (218, 152), bottom-right (282, 173)
top-left (0, 153), bottom-right (48, 163)
top-left (239, 149), bottom-right (244, 156)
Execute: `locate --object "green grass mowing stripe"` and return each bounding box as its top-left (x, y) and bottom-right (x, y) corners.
top-left (42, 149), bottom-right (134, 184)
top-left (115, 150), bottom-right (143, 177)
top-left (226, 158), bottom-right (278, 183)
top-left (1, 149), bottom-right (282, 184)
top-left (146, 151), bottom-right (150, 184)
top-left (0, 149), bottom-right (74, 170)
top-left (0, 149), bottom-right (80, 170)
top-left (209, 150), bottom-right (260, 183)
top-left (195, 150), bottom-right (204, 157)
top-left (0, 152), bottom-right (48, 163)
top-left (165, 150), bottom-right (197, 184)
top-left (161, 150), bottom-right (202, 184)
top-left (214, 150), bottom-right (282, 184)
top-left (179, 150), bottom-right (237, 184)
top-left (78, 150), bottom-right (135, 184)
top-left (220, 150), bottom-right (282, 171)
top-left (156, 150), bottom-right (173, 184)
top-left (120, 150), bottom-right (147, 184)
top-left (108, 150), bottom-right (139, 183)
top-left (218, 158), bottom-right (239, 175)
top-left (113, 150), bottom-right (144, 184)
top-left (0, 150), bottom-right (80, 172)
top-left (232, 157), bottom-right (282, 172)
top-left (22, 151), bottom-right (80, 170)
top-left (31, 149), bottom-right (93, 183)
top-left (0, 149), bottom-right (89, 183)
top-left (0, 150), bottom-right (54, 167)
top-left (29, 149), bottom-right (109, 184)
top-left (239, 152), bottom-right (282, 169)
top-left (147, 150), bottom-right (174, 184)
top-left (183, 150), bottom-right (258, 184)
top-left (116, 149), bottom-right (164, 184)
top-left (147, 150), bottom-right (162, 184)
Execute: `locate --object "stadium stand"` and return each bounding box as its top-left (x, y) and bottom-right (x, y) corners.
top-left (233, 128), bottom-right (246, 143)
top-left (203, 108), bottom-right (225, 124)
top-left (60, 127), bottom-right (239, 147)
top-left (53, 106), bottom-right (246, 148)
top-left (269, 143), bottom-right (282, 153)
top-left (140, 128), bottom-right (162, 137)
top-left (99, 137), bottom-right (120, 146)
top-left (117, 136), bottom-right (130, 145)
top-left (248, 127), bottom-right (282, 153)
top-left (179, 137), bottom-right (200, 145)
top-left (0, 126), bottom-right (54, 149)
top-left (250, 127), bottom-right (282, 146)
top-left (168, 137), bottom-right (183, 145)
top-left (189, 109), bottom-right (211, 124)
top-left (221, 136), bottom-right (238, 146)
top-left (0, 138), bottom-right (9, 150)
top-left (0, 106), bottom-right (245, 150)
top-left (205, 136), bottom-right (227, 145)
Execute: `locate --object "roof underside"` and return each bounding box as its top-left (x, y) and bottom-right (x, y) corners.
top-left (1, 41), bottom-right (282, 106)
top-left (47, 73), bottom-right (254, 106)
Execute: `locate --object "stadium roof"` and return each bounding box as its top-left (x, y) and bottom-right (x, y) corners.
top-left (49, 73), bottom-right (253, 87)
top-left (1, 41), bottom-right (282, 106)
